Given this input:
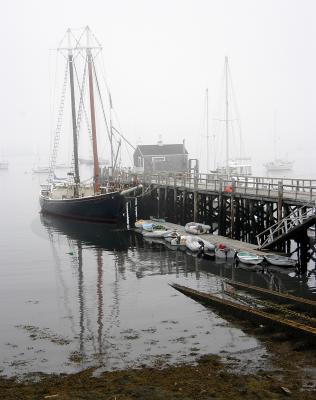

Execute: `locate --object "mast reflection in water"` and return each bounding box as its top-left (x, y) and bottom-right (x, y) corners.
top-left (33, 214), bottom-right (264, 376)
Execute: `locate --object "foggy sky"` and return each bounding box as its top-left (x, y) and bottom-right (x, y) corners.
top-left (1, 0), bottom-right (316, 176)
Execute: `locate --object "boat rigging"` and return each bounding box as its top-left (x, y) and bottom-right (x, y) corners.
top-left (40, 27), bottom-right (137, 222)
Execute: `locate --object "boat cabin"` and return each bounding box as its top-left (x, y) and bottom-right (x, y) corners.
top-left (133, 140), bottom-right (188, 175)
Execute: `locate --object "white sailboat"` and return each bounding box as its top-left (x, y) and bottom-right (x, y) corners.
top-left (264, 112), bottom-right (294, 173)
top-left (212, 57), bottom-right (252, 176)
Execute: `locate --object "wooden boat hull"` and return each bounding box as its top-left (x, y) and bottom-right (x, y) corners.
top-left (170, 283), bottom-right (316, 338)
top-left (40, 191), bottom-right (125, 223)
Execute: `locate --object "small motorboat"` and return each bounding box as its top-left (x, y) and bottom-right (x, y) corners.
top-left (264, 254), bottom-right (297, 267)
top-left (185, 236), bottom-right (215, 253)
top-left (184, 222), bottom-right (210, 235)
top-left (185, 236), bottom-right (202, 252)
top-left (170, 235), bottom-right (188, 249)
top-left (215, 244), bottom-right (236, 259)
top-left (164, 231), bottom-right (180, 243)
top-left (236, 251), bottom-right (264, 265)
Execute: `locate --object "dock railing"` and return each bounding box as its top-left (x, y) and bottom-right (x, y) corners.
top-left (132, 172), bottom-right (316, 202)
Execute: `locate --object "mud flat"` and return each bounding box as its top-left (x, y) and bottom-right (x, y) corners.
top-left (1, 333), bottom-right (315, 400)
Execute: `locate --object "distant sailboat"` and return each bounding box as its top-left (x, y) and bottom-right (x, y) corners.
top-left (264, 112), bottom-right (294, 173)
top-left (212, 57), bottom-right (252, 176)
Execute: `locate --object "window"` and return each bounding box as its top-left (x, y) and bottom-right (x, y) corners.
top-left (151, 156), bottom-right (165, 162)
top-left (138, 156), bottom-right (143, 167)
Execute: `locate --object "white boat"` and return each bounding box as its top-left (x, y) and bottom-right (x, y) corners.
top-left (263, 113), bottom-right (294, 173)
top-left (185, 236), bottom-right (215, 253)
top-left (164, 231), bottom-right (180, 243)
top-left (170, 235), bottom-right (187, 247)
top-left (236, 251), bottom-right (264, 265)
top-left (215, 244), bottom-right (236, 259)
top-left (142, 229), bottom-right (173, 238)
top-left (209, 58), bottom-right (252, 177)
top-left (264, 254), bottom-right (297, 267)
top-left (264, 159), bottom-right (294, 172)
top-left (184, 222), bottom-right (210, 235)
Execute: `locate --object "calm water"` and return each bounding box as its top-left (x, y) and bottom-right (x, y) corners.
top-left (0, 156), bottom-right (315, 378)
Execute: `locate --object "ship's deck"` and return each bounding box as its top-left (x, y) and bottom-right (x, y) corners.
top-left (49, 185), bottom-right (95, 200)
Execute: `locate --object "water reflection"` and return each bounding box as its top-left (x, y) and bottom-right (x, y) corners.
top-left (29, 215), bottom-right (265, 376)
top-left (41, 214), bottom-right (131, 251)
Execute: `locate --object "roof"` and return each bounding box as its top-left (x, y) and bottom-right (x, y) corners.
top-left (136, 144), bottom-right (188, 156)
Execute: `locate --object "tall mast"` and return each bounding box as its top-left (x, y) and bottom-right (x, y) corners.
top-left (67, 29), bottom-right (80, 195)
top-left (109, 93), bottom-right (114, 177)
top-left (86, 27), bottom-right (100, 193)
top-left (273, 110), bottom-right (277, 160)
top-left (206, 88), bottom-right (209, 172)
top-left (225, 56), bottom-right (229, 175)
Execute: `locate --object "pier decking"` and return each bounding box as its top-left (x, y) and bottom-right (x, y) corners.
top-left (124, 172), bottom-right (316, 271)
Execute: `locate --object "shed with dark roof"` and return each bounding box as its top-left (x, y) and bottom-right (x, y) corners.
top-left (133, 141), bottom-right (188, 174)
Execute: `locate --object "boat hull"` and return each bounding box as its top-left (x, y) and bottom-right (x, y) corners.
top-left (264, 255), bottom-right (297, 267)
top-left (40, 191), bottom-right (125, 223)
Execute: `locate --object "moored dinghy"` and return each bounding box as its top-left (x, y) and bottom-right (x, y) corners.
top-left (185, 222), bottom-right (210, 235)
top-left (142, 229), bottom-right (173, 238)
top-left (237, 251), bottom-right (264, 265)
top-left (215, 243), bottom-right (236, 259)
top-left (185, 236), bottom-right (215, 254)
top-left (264, 254), bottom-right (297, 267)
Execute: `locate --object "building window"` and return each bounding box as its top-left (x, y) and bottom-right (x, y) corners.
top-left (138, 156), bottom-right (143, 167)
top-left (151, 156), bottom-right (165, 162)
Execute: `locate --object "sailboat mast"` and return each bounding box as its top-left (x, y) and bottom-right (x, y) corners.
top-left (206, 88), bottom-right (209, 172)
top-left (225, 56), bottom-right (229, 174)
top-left (273, 110), bottom-right (277, 160)
top-left (67, 30), bottom-right (80, 193)
top-left (86, 28), bottom-right (100, 193)
top-left (109, 93), bottom-right (114, 178)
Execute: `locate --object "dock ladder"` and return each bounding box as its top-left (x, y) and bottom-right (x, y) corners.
top-left (256, 203), bottom-right (316, 250)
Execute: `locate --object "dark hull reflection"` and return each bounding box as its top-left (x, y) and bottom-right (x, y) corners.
top-left (40, 214), bottom-right (130, 251)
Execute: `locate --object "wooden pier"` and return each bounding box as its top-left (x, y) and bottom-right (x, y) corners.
top-left (123, 172), bottom-right (316, 272)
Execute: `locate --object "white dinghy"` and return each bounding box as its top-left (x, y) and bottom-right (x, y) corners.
top-left (237, 251), bottom-right (264, 265)
top-left (264, 254), bottom-right (297, 268)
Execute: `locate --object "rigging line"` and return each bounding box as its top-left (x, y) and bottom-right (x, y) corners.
top-left (92, 60), bottom-right (112, 144)
top-left (48, 59), bottom-right (69, 183)
top-left (74, 58), bottom-right (88, 141)
top-left (74, 56), bottom-right (94, 151)
top-left (112, 126), bottom-right (135, 150)
top-left (228, 62), bottom-right (245, 157)
top-left (71, 59), bottom-right (89, 176)
top-left (56, 30), bottom-right (68, 51)
top-left (122, 138), bottom-right (134, 165)
top-left (48, 49), bottom-right (58, 160)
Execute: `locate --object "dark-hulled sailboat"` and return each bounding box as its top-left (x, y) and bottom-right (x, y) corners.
top-left (40, 27), bottom-right (129, 222)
